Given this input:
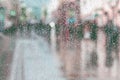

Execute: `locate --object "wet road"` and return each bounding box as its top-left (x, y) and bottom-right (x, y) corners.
top-left (9, 38), bottom-right (66, 80)
top-left (8, 33), bottom-right (120, 80)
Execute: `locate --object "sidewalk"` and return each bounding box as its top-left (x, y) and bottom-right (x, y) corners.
top-left (0, 33), bottom-right (15, 80)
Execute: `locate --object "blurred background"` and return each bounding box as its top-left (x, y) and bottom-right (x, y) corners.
top-left (0, 0), bottom-right (120, 80)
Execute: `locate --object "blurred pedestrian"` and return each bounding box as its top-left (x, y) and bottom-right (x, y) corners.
top-left (81, 22), bottom-right (96, 76)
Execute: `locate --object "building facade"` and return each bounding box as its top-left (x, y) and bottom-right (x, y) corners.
top-left (0, 0), bottom-right (20, 30)
top-left (57, 0), bottom-right (80, 27)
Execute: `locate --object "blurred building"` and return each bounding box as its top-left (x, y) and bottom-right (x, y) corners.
top-left (10, 0), bottom-right (21, 26)
top-left (0, 0), bottom-right (21, 30)
top-left (0, 0), bottom-right (12, 30)
top-left (57, 0), bottom-right (80, 26)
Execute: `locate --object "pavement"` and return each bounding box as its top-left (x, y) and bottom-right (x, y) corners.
top-left (9, 38), bottom-right (66, 80)
top-left (8, 32), bottom-right (120, 80)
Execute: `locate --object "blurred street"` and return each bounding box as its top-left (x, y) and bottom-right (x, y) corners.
top-left (1, 0), bottom-right (120, 80)
top-left (9, 37), bottom-right (66, 80)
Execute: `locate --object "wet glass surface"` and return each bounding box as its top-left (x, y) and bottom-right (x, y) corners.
top-left (0, 0), bottom-right (120, 80)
